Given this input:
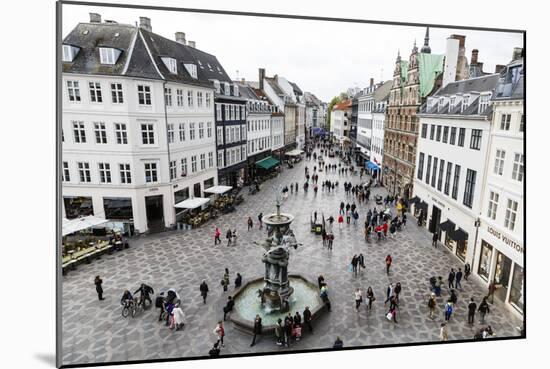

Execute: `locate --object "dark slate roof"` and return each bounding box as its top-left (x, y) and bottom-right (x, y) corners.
top-left (235, 83), bottom-right (260, 100)
top-left (493, 59), bottom-right (524, 101)
top-left (373, 80), bottom-right (392, 103)
top-left (433, 74), bottom-right (499, 96)
top-left (183, 44), bottom-right (232, 83)
top-left (265, 77), bottom-right (285, 96)
top-left (289, 81), bottom-right (303, 96)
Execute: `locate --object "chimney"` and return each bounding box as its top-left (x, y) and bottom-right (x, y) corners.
top-left (477, 62), bottom-right (484, 72)
top-left (471, 49), bottom-right (479, 65)
top-left (259, 68), bottom-right (265, 90)
top-left (175, 32), bottom-right (186, 45)
top-left (89, 13), bottom-right (101, 23)
top-left (241, 78), bottom-right (245, 83)
top-left (450, 34), bottom-right (466, 48)
top-left (442, 37), bottom-right (460, 87)
top-left (188, 40), bottom-right (196, 48)
top-left (139, 17), bottom-right (152, 32)
top-left (512, 47), bottom-right (523, 61)
top-left (495, 64), bottom-right (506, 74)
top-left (369, 78), bottom-right (374, 87)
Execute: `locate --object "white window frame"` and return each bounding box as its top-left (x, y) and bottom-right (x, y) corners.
top-left (111, 83), bottom-right (124, 103)
top-left (167, 123), bottom-right (175, 143)
top-left (119, 163), bottom-right (132, 184)
top-left (164, 87), bottom-right (172, 107)
top-left (500, 114), bottom-right (511, 131)
top-left (207, 122), bottom-right (213, 138)
top-left (487, 191), bottom-right (499, 220)
top-left (89, 82), bottom-right (103, 103)
top-left (197, 91), bottom-right (203, 108)
top-left (144, 162), bottom-right (158, 183)
top-left (494, 149), bottom-right (505, 176)
top-left (137, 85), bottom-right (152, 106)
top-left (208, 151), bottom-right (214, 167)
top-left (191, 155), bottom-right (197, 173)
top-left (187, 90), bottom-right (194, 108)
top-left (181, 158), bottom-right (187, 177)
top-left (179, 123), bottom-right (186, 142)
top-left (162, 57), bottom-right (177, 74)
top-left (94, 122), bottom-right (107, 144)
top-left (141, 123), bottom-right (155, 145)
top-left (67, 80), bottom-right (81, 102)
top-left (206, 92), bottom-right (212, 108)
top-left (98, 162), bottom-right (112, 183)
top-left (62, 162), bottom-right (70, 182)
top-left (200, 153), bottom-right (206, 170)
top-left (77, 162), bottom-right (91, 183)
top-left (512, 153), bottom-right (524, 182)
top-left (176, 89), bottom-right (184, 107)
top-left (72, 121), bottom-right (86, 143)
top-left (169, 160), bottom-right (177, 180)
top-left (504, 198), bottom-right (518, 231)
top-left (99, 47), bottom-right (117, 64)
top-left (199, 122), bottom-right (204, 139)
top-left (189, 123), bottom-right (196, 140)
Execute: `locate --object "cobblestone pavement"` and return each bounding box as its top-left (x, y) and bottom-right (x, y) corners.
top-left (61, 152), bottom-right (522, 366)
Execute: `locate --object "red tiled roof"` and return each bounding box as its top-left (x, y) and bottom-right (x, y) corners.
top-left (333, 100), bottom-right (352, 110)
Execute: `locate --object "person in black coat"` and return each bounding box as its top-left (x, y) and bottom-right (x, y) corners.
top-left (467, 298), bottom-right (477, 325)
top-left (303, 306), bottom-right (313, 333)
top-left (293, 311), bottom-right (302, 327)
top-left (283, 314), bottom-right (293, 347)
top-left (333, 336), bottom-right (344, 349)
top-left (432, 232), bottom-right (439, 247)
top-left (209, 342), bottom-right (221, 357)
top-left (134, 283), bottom-right (154, 308)
top-left (250, 315), bottom-right (262, 346)
top-left (448, 269), bottom-right (456, 289)
top-left (223, 296), bottom-right (234, 321)
top-left (200, 280), bottom-right (209, 303)
top-left (94, 275), bottom-right (104, 301)
top-left (234, 273), bottom-right (242, 289)
top-left (318, 275), bottom-right (325, 290)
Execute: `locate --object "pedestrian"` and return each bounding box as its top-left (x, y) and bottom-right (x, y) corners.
top-left (214, 227), bottom-right (221, 245)
top-left (366, 287), bottom-right (375, 310)
top-left (351, 255), bottom-right (359, 276)
top-left (213, 321), bottom-right (225, 347)
top-left (258, 212), bottom-right (263, 230)
top-left (354, 288), bottom-right (363, 312)
top-left (234, 273), bottom-right (242, 289)
top-left (223, 296), bottom-right (234, 321)
top-left (435, 276), bottom-right (443, 296)
top-left (468, 297), bottom-right (477, 325)
top-left (338, 214), bottom-right (344, 230)
top-left (444, 300), bottom-right (454, 321)
top-left (353, 210), bottom-right (359, 225)
top-left (208, 342), bottom-right (221, 357)
top-left (222, 268), bottom-right (230, 292)
top-left (333, 336), bottom-right (344, 348)
top-left (318, 275), bottom-right (325, 290)
top-left (275, 318), bottom-right (284, 345)
top-left (439, 323), bottom-right (448, 341)
top-left (358, 253), bottom-right (365, 273)
top-left (428, 293), bottom-right (437, 319)
top-left (294, 311), bottom-right (302, 327)
top-left (394, 282), bottom-right (402, 304)
top-left (199, 279), bottom-right (209, 304)
top-left (94, 275), bottom-right (104, 301)
top-left (385, 254), bottom-right (393, 275)
top-left (327, 232), bottom-right (334, 250)
top-left (247, 217), bottom-right (253, 231)
top-left (479, 297), bottom-right (490, 324)
top-left (487, 280), bottom-right (496, 304)
top-left (432, 232), bottom-right (438, 247)
top-left (250, 314), bottom-right (262, 346)
top-left (384, 283), bottom-right (394, 304)
top-left (456, 268), bottom-right (463, 289)
top-left (226, 229), bottom-right (233, 246)
top-left (402, 213), bottom-right (407, 228)
top-left (320, 284), bottom-right (329, 302)
top-left (448, 268), bottom-right (456, 289)
top-left (284, 313), bottom-right (293, 347)
top-left (450, 289), bottom-right (458, 305)
top-left (303, 306), bottom-right (313, 333)
top-left (464, 262), bottom-right (471, 280)
top-left (314, 211), bottom-right (318, 223)
top-left (387, 296), bottom-right (398, 323)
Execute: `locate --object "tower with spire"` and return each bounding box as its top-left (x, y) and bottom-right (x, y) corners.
top-left (421, 26), bottom-right (431, 53)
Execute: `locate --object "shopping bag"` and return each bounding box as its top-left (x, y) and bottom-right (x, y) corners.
top-left (386, 312), bottom-right (393, 321)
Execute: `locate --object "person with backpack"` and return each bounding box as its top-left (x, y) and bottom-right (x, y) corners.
top-left (435, 276), bottom-right (443, 297)
top-left (428, 293), bottom-right (437, 319)
top-left (444, 300), bottom-right (454, 321)
top-left (467, 297), bottom-right (477, 325)
top-left (199, 280), bottom-right (209, 304)
top-left (478, 297), bottom-right (490, 324)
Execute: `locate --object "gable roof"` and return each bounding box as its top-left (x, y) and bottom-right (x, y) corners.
top-left (434, 74), bottom-right (499, 96)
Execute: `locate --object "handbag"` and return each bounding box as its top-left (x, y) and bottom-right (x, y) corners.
top-left (386, 312), bottom-right (393, 321)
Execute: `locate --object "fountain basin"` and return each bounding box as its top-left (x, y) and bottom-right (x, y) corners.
top-left (230, 274), bottom-right (326, 335)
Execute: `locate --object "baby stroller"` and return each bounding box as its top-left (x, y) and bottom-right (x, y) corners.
top-left (375, 195), bottom-right (383, 205)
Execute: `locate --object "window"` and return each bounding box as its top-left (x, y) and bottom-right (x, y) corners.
top-left (141, 124), bottom-right (155, 144)
top-left (225, 128), bottom-right (230, 144)
top-left (430, 125), bottom-right (435, 140)
top-left (494, 150), bottom-right (505, 175)
top-left (216, 104), bottom-right (222, 120)
top-left (119, 164), bottom-right (131, 184)
top-left (500, 114), bottom-right (511, 131)
top-left (504, 199), bottom-right (518, 230)
top-left (137, 85), bottom-right (151, 105)
top-left (197, 91), bottom-right (203, 108)
top-left (479, 94), bottom-right (491, 113)
top-left (225, 105), bottom-right (230, 121)
top-left (437, 159), bottom-right (445, 191)
top-left (99, 47), bottom-right (118, 64)
top-left (178, 123), bottom-right (185, 142)
top-left (62, 162), bottom-right (70, 182)
top-left (431, 158), bottom-right (438, 187)
top-left (111, 83), bottom-right (123, 103)
top-left (164, 88), bottom-right (172, 106)
top-left (461, 95), bottom-right (469, 112)
top-left (442, 126), bottom-right (449, 143)
top-left (67, 81), bottom-right (81, 102)
top-left (184, 63), bottom-right (197, 78)
top-left (62, 45), bottom-right (77, 62)
top-left (187, 90), bottom-right (194, 107)
top-left (170, 160), bottom-right (177, 180)
top-left (94, 122), bottom-right (107, 144)
top-left (189, 123), bottom-right (196, 140)
top-left (463, 169), bottom-right (477, 208)
top-left (470, 129), bottom-right (482, 150)
top-left (519, 114), bottom-right (524, 132)
top-left (487, 191), bottom-right (499, 220)
top-left (425, 155), bottom-right (432, 185)
top-left (512, 153), bottom-right (524, 182)
top-left (436, 125), bottom-right (442, 141)
top-left (217, 151), bottom-right (223, 167)
top-left (89, 82), bottom-right (103, 102)
top-left (179, 157), bottom-right (188, 177)
top-left (444, 162), bottom-right (452, 195)
top-left (449, 127), bottom-right (456, 145)
top-left (224, 82), bottom-right (230, 96)
top-left (417, 152), bottom-right (425, 180)
top-left (72, 121), bottom-right (86, 143)
top-left (199, 122), bottom-right (204, 139)
top-left (509, 265), bottom-right (524, 312)
top-left (144, 163), bottom-right (158, 183)
top-left (217, 126), bottom-right (223, 145)
top-left (207, 122), bottom-right (213, 138)
top-left (200, 153), bottom-right (206, 170)
top-left (208, 152), bottom-right (214, 167)
top-left (98, 163), bottom-right (111, 183)
top-left (167, 124), bottom-right (174, 143)
top-left (452, 165), bottom-right (461, 200)
top-left (161, 57), bottom-right (177, 74)
top-left (191, 156), bottom-right (197, 173)
top-left (77, 162), bottom-right (91, 182)
top-left (458, 128), bottom-right (465, 147)
top-left (241, 146), bottom-right (246, 160)
top-left (206, 93), bottom-right (212, 108)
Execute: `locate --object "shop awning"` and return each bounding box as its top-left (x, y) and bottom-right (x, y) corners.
top-left (62, 215), bottom-right (109, 236)
top-left (203, 185), bottom-right (233, 195)
top-left (286, 149), bottom-right (304, 157)
top-left (409, 196), bottom-right (420, 204)
top-left (174, 197), bottom-right (210, 209)
top-left (450, 228), bottom-right (468, 242)
top-left (417, 201), bottom-right (428, 211)
top-left (439, 220), bottom-right (456, 232)
top-left (256, 156), bottom-right (279, 170)
top-left (366, 161), bottom-right (380, 170)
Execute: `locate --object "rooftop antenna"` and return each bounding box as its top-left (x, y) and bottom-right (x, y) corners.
top-left (236, 70), bottom-right (240, 80)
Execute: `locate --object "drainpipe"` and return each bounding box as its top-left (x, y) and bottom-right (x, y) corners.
top-left (163, 81), bottom-right (175, 229)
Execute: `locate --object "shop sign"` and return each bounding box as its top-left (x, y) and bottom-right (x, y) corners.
top-left (431, 196), bottom-right (446, 209)
top-left (487, 226), bottom-right (523, 254)
top-left (149, 187), bottom-right (159, 192)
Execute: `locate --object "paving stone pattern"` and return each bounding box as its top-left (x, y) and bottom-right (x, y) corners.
top-left (61, 153), bottom-right (522, 366)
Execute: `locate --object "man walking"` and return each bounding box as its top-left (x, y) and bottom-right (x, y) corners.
top-left (479, 297), bottom-right (490, 324)
top-left (432, 232), bottom-right (438, 247)
top-left (223, 296), bottom-right (234, 321)
top-left (247, 217), bottom-right (253, 231)
top-left (303, 306), bottom-right (313, 333)
top-left (258, 212), bottom-right (263, 230)
top-left (467, 297), bottom-right (477, 325)
top-left (94, 275), bottom-right (104, 301)
top-left (487, 280), bottom-right (496, 304)
top-left (464, 262), bottom-right (471, 280)
top-left (455, 268), bottom-right (463, 289)
top-left (448, 268), bottom-right (456, 290)
top-left (250, 314), bottom-right (262, 346)
top-left (428, 293), bottom-right (436, 319)
top-left (199, 280), bottom-right (209, 304)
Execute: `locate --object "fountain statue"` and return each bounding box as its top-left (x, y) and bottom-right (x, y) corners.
top-left (257, 186), bottom-right (300, 312)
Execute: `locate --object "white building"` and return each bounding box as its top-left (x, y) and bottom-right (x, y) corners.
top-left (371, 81), bottom-right (392, 178)
top-left (414, 73), bottom-right (499, 270)
top-left (330, 100), bottom-right (351, 141)
top-left (62, 15), bottom-right (218, 233)
top-left (476, 52), bottom-right (524, 316)
top-left (357, 85), bottom-right (375, 164)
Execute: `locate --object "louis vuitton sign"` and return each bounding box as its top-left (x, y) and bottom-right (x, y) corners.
top-left (487, 226), bottom-right (523, 254)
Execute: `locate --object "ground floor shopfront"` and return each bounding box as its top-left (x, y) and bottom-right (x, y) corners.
top-left (475, 222), bottom-right (524, 317)
top-left (247, 150), bottom-right (273, 181)
top-left (62, 170), bottom-right (218, 234)
top-left (218, 161), bottom-right (246, 188)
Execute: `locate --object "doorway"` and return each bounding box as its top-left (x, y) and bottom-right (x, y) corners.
top-left (429, 205), bottom-right (441, 238)
top-left (145, 195), bottom-right (164, 232)
top-left (193, 183), bottom-right (202, 198)
top-left (494, 251), bottom-right (513, 302)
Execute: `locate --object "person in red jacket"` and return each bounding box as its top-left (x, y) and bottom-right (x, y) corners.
top-left (382, 222), bottom-right (389, 239)
top-left (385, 254), bottom-right (393, 275)
top-left (214, 227), bottom-right (221, 245)
top-left (337, 214), bottom-right (344, 230)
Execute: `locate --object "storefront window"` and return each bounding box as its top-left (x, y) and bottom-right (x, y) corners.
top-left (509, 264), bottom-right (524, 313)
top-left (64, 196), bottom-right (94, 219)
top-left (455, 235), bottom-right (468, 262)
top-left (103, 197), bottom-right (133, 220)
top-left (204, 177), bottom-right (215, 190)
top-left (478, 241), bottom-right (493, 281)
top-left (174, 188), bottom-right (190, 205)
top-left (494, 251), bottom-right (512, 288)
top-left (444, 232), bottom-right (455, 251)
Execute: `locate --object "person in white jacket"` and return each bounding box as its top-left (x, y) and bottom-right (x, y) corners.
top-left (354, 288), bottom-right (363, 312)
top-left (171, 306), bottom-right (185, 331)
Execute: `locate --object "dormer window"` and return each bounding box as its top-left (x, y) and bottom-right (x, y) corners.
top-left (197, 60), bottom-right (204, 69)
top-left (438, 97), bottom-right (445, 112)
top-left (161, 57), bottom-right (177, 74)
top-left (62, 45), bottom-right (80, 62)
top-left (461, 95), bottom-right (470, 112)
top-left (184, 63), bottom-right (198, 79)
top-left (233, 84), bottom-right (239, 97)
top-left (449, 96), bottom-right (456, 112)
top-left (478, 93), bottom-right (492, 114)
top-left (223, 82), bottom-right (230, 96)
top-left (217, 66), bottom-right (222, 75)
top-left (99, 47), bottom-right (120, 65)
top-left (212, 80), bottom-right (221, 94)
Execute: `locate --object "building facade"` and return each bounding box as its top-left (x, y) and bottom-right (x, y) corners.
top-left (371, 81), bottom-right (392, 181)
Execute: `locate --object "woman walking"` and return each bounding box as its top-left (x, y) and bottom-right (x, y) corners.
top-left (222, 268), bottom-right (230, 292)
top-left (213, 321), bottom-right (225, 347)
top-left (366, 287), bottom-right (375, 310)
top-left (439, 323), bottom-right (448, 341)
top-left (428, 293), bottom-right (436, 319)
top-left (214, 227), bottom-right (221, 245)
top-left (385, 254), bottom-right (393, 275)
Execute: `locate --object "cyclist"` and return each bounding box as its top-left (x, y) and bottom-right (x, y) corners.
top-left (120, 290), bottom-right (134, 308)
top-left (134, 283), bottom-right (154, 309)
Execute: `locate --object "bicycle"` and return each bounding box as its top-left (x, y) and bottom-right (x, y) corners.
top-left (121, 298), bottom-right (138, 318)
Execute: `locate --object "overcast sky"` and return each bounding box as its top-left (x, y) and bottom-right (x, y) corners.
top-left (62, 3), bottom-right (523, 102)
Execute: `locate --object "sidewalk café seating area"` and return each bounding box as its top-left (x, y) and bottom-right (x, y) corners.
top-left (62, 234), bottom-right (129, 275)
